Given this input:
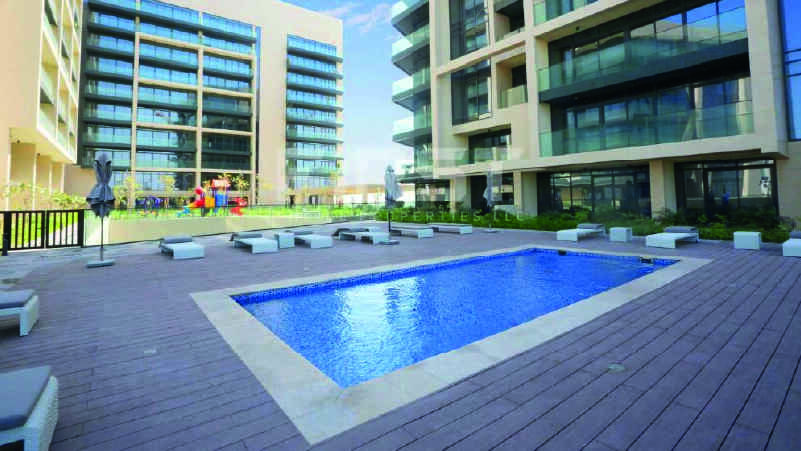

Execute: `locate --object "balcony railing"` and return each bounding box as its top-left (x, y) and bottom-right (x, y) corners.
top-left (537, 6), bottom-right (747, 92)
top-left (86, 59), bottom-right (133, 77)
top-left (400, 163), bottom-right (433, 179)
top-left (84, 109), bottom-right (131, 122)
top-left (391, 0), bottom-right (427, 21)
top-left (86, 84), bottom-right (133, 100)
top-left (287, 36), bottom-right (340, 60)
top-left (203, 102), bottom-right (250, 114)
top-left (287, 166), bottom-right (342, 177)
top-left (94, 0), bottom-right (137, 10)
top-left (499, 85), bottom-right (527, 109)
top-left (286, 148), bottom-right (342, 160)
top-left (392, 24), bottom-right (429, 57)
top-left (393, 111), bottom-right (432, 136)
top-left (539, 101), bottom-right (754, 157)
top-left (286, 129), bottom-right (341, 142)
top-left (392, 68), bottom-right (431, 97)
top-left (534, 0), bottom-right (597, 25)
top-left (139, 92), bottom-right (195, 107)
top-left (40, 71), bottom-right (57, 103)
top-left (83, 131), bottom-right (131, 145)
top-left (286, 110), bottom-right (340, 125)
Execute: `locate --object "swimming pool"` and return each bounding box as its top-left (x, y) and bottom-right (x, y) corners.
top-left (233, 249), bottom-right (674, 388)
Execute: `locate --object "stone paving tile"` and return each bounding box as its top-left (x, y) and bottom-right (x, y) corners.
top-left (1, 223), bottom-right (797, 450)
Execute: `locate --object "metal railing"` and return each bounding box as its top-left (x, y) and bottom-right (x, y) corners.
top-left (1, 209), bottom-right (85, 256)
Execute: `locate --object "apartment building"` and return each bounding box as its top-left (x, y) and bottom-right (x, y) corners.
top-left (0, 0), bottom-right (83, 208)
top-left (394, 0), bottom-right (801, 220)
top-left (57, 0), bottom-right (342, 205)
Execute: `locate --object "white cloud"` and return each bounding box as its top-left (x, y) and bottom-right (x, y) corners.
top-left (345, 3), bottom-right (392, 34)
top-left (320, 2), bottom-right (360, 19)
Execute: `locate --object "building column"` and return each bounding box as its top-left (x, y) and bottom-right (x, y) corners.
top-left (51, 162), bottom-right (64, 192)
top-left (520, 171), bottom-right (538, 216)
top-left (777, 143), bottom-right (801, 219)
top-left (649, 160), bottom-right (677, 217)
top-left (9, 143), bottom-right (37, 209)
top-left (449, 176), bottom-right (469, 211)
top-left (0, 124), bottom-right (10, 210)
top-left (746, 0), bottom-right (788, 155)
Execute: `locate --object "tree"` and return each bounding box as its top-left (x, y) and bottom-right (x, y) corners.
top-left (159, 175), bottom-right (176, 208)
top-left (112, 173), bottom-right (140, 209)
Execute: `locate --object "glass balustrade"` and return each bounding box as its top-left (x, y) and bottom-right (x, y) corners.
top-left (202, 13), bottom-right (254, 38)
top-left (499, 85), bottom-right (528, 108)
top-left (391, 0), bottom-right (427, 20)
top-left (286, 108), bottom-right (338, 124)
top-left (203, 55), bottom-right (251, 76)
top-left (287, 55), bottom-right (339, 76)
top-left (94, 0), bottom-right (136, 10)
top-left (86, 34), bottom-right (134, 53)
top-left (287, 73), bottom-right (339, 91)
top-left (540, 101), bottom-right (754, 157)
top-left (392, 24), bottom-right (429, 57)
top-left (86, 58), bottom-right (133, 77)
top-left (86, 81), bottom-right (132, 100)
top-left (393, 110), bottom-right (432, 136)
top-left (392, 68), bottom-right (430, 97)
top-left (537, 6), bottom-right (747, 91)
top-left (287, 90), bottom-right (339, 107)
top-left (288, 35), bottom-right (339, 58)
top-left (534, 0), bottom-right (598, 25)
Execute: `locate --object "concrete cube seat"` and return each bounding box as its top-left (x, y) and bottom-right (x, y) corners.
top-left (159, 236), bottom-right (205, 260)
top-left (294, 234), bottom-right (333, 249)
top-left (430, 223), bottom-right (473, 234)
top-left (273, 232), bottom-right (295, 249)
top-left (557, 223), bottom-right (605, 242)
top-left (733, 231), bottom-right (761, 250)
top-left (0, 366), bottom-right (59, 451)
top-left (0, 290), bottom-right (39, 336)
top-left (231, 232), bottom-right (278, 254)
top-left (783, 234), bottom-right (801, 257)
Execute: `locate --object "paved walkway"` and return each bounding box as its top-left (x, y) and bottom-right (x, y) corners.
top-left (1, 222), bottom-right (799, 450)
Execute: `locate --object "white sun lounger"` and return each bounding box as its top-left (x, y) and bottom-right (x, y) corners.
top-left (294, 233), bottom-right (333, 249)
top-left (556, 223), bottom-right (605, 242)
top-left (0, 366), bottom-right (59, 451)
top-left (783, 231), bottom-right (801, 257)
top-left (0, 290), bottom-right (38, 336)
top-left (430, 223), bottom-right (473, 234)
top-left (159, 236), bottom-right (205, 259)
top-left (230, 232), bottom-right (278, 254)
top-left (340, 230), bottom-right (391, 245)
top-left (391, 225), bottom-right (434, 239)
top-left (645, 226), bottom-right (699, 249)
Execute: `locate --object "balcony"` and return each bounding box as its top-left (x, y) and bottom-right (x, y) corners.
top-left (391, 0), bottom-right (428, 34)
top-left (534, 0), bottom-right (597, 25)
top-left (137, 136), bottom-right (196, 152)
top-left (392, 68), bottom-right (430, 110)
top-left (286, 111), bottom-right (342, 128)
top-left (84, 109), bottom-right (132, 124)
top-left (85, 59), bottom-right (133, 79)
top-left (285, 148), bottom-right (343, 160)
top-left (202, 102), bottom-right (251, 116)
top-left (286, 166), bottom-right (342, 177)
top-left (83, 131), bottom-right (131, 147)
top-left (287, 57), bottom-right (342, 80)
top-left (398, 163), bottom-right (433, 183)
top-left (392, 110), bottom-right (431, 147)
top-left (286, 129), bottom-right (343, 144)
top-left (539, 101), bottom-right (754, 157)
top-left (499, 85), bottom-right (527, 109)
top-left (85, 35), bottom-right (135, 56)
top-left (39, 109), bottom-right (56, 137)
top-left (392, 24), bottom-right (429, 74)
top-left (40, 71), bottom-right (57, 105)
top-left (91, 0), bottom-right (137, 11)
top-left (85, 84), bottom-right (133, 103)
top-left (287, 36), bottom-right (342, 63)
top-left (286, 73), bottom-right (342, 96)
top-left (286, 93), bottom-right (342, 111)
top-left (537, 6), bottom-right (747, 102)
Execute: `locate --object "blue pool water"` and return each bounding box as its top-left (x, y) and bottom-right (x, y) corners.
top-left (233, 249), bottom-right (674, 387)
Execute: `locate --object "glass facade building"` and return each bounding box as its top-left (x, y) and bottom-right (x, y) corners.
top-left (79, 0), bottom-right (258, 200)
top-left (780, 0), bottom-right (801, 140)
top-left (285, 34), bottom-right (343, 195)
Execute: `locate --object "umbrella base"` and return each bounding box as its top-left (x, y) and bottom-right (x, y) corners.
top-left (87, 259), bottom-right (115, 268)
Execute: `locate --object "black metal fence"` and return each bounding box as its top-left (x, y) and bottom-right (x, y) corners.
top-left (1, 209), bottom-right (85, 256)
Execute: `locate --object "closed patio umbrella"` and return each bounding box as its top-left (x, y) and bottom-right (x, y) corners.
top-left (385, 165), bottom-right (402, 233)
top-left (86, 152), bottom-right (115, 268)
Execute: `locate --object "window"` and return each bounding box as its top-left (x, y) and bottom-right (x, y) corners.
top-left (287, 90), bottom-right (337, 107)
top-left (288, 35), bottom-right (337, 57)
top-left (203, 114), bottom-right (250, 131)
top-left (85, 125), bottom-right (131, 144)
top-left (675, 160), bottom-right (777, 218)
top-left (87, 57), bottom-right (132, 76)
top-left (450, 0), bottom-right (488, 59)
top-left (202, 134), bottom-right (250, 153)
top-left (468, 130), bottom-right (509, 163)
top-left (203, 55), bottom-right (252, 76)
top-left (288, 55), bottom-right (337, 75)
top-left (139, 43), bottom-right (197, 67)
top-left (84, 103), bottom-right (131, 121)
top-left (83, 148), bottom-right (130, 168)
top-left (137, 107), bottom-right (196, 126)
top-left (451, 60), bottom-right (491, 125)
top-left (136, 129), bottom-right (195, 149)
top-left (203, 74), bottom-right (251, 92)
top-left (538, 167), bottom-right (652, 216)
top-left (138, 86), bottom-right (196, 107)
top-left (781, 0), bottom-right (801, 139)
top-left (139, 22), bottom-right (199, 44)
top-left (139, 65), bottom-right (197, 85)
top-left (203, 95), bottom-right (250, 114)
top-left (136, 151), bottom-right (195, 169)
top-left (135, 171), bottom-right (195, 191)
top-left (85, 80), bottom-right (132, 99)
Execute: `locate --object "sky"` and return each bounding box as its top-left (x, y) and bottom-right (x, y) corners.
top-left (282, 0), bottom-right (413, 185)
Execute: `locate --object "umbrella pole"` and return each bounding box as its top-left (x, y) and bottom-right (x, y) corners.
top-left (100, 215), bottom-right (104, 262)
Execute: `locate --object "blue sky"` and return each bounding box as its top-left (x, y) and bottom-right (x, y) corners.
top-left (282, 0), bottom-right (411, 185)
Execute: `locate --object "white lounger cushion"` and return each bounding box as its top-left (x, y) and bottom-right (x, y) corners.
top-left (430, 223), bottom-right (473, 234)
top-left (235, 238), bottom-right (278, 254)
top-left (295, 234), bottom-right (333, 248)
top-left (0, 293), bottom-right (39, 336)
top-left (646, 232), bottom-right (699, 249)
top-left (783, 238), bottom-right (801, 257)
top-left (161, 242), bottom-right (205, 259)
top-left (556, 228), bottom-right (604, 242)
top-left (0, 368), bottom-right (58, 451)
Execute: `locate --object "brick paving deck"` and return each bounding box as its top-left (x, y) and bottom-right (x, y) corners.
top-left (1, 222), bottom-right (799, 450)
